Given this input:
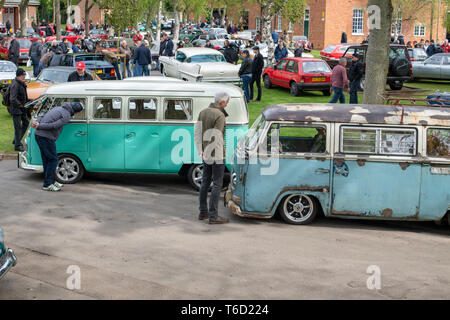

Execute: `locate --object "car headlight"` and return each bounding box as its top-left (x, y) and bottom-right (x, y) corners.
top-left (231, 172), bottom-right (237, 186)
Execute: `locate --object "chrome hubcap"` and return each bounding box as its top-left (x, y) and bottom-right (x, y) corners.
top-left (283, 194), bottom-right (313, 222)
top-left (192, 165), bottom-right (203, 188)
top-left (56, 158), bottom-right (79, 183)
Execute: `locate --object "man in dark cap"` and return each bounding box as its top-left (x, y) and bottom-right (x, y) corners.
top-left (31, 102), bottom-right (84, 192)
top-left (250, 46), bottom-right (264, 102)
top-left (9, 68), bottom-right (30, 151)
top-left (348, 53), bottom-right (363, 104)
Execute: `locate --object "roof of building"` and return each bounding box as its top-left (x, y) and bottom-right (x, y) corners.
top-left (4, 0), bottom-right (40, 6)
top-left (261, 104), bottom-right (449, 126)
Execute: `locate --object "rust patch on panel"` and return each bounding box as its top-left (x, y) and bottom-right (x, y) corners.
top-left (357, 159), bottom-right (366, 167)
top-left (334, 158), bottom-right (345, 166)
top-left (299, 185), bottom-right (329, 193)
top-left (399, 162), bottom-right (410, 170)
top-left (381, 208), bottom-right (393, 217)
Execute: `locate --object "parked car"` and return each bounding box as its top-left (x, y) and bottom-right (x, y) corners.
top-left (411, 53), bottom-right (450, 80)
top-left (62, 53), bottom-right (117, 80)
top-left (27, 66), bottom-right (100, 100)
top-left (291, 35), bottom-right (313, 52)
top-left (191, 33), bottom-right (229, 49)
top-left (263, 57), bottom-right (332, 96)
top-left (225, 103), bottom-right (450, 226)
top-left (0, 38), bottom-right (32, 64)
top-left (89, 28), bottom-right (109, 39)
top-left (0, 60), bottom-right (30, 89)
top-left (320, 44), bottom-right (356, 62)
top-left (19, 80), bottom-right (249, 190)
top-left (0, 24), bottom-right (6, 35)
top-left (326, 44), bottom-right (412, 90)
top-left (407, 48), bottom-right (428, 62)
top-left (159, 47), bottom-right (241, 84)
top-left (208, 28), bottom-right (228, 35)
top-left (99, 39), bottom-right (118, 53)
top-left (0, 226), bottom-right (17, 280)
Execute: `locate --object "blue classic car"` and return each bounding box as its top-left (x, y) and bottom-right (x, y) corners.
top-left (0, 226), bottom-right (17, 280)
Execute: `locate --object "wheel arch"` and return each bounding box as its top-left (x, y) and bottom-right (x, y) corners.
top-left (269, 189), bottom-right (328, 217)
top-left (57, 153), bottom-right (87, 172)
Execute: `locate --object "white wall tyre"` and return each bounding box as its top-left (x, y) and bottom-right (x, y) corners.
top-left (278, 194), bottom-right (318, 225)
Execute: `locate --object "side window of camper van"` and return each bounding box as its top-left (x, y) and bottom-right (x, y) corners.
top-left (129, 98), bottom-right (157, 120)
top-left (163, 99), bottom-right (192, 120)
top-left (93, 98), bottom-right (122, 119)
top-left (341, 127), bottom-right (416, 155)
top-left (37, 97), bottom-right (87, 120)
top-left (427, 128), bottom-right (450, 158)
top-left (266, 124), bottom-right (326, 154)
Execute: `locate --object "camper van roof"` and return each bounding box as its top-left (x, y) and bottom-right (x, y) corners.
top-left (262, 104), bottom-right (449, 127)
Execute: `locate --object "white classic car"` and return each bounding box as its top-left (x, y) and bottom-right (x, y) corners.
top-left (0, 60), bottom-right (31, 89)
top-left (159, 47), bottom-right (241, 84)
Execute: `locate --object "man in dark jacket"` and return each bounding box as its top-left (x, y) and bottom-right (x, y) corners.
top-left (5, 20), bottom-right (11, 34)
top-left (238, 50), bottom-right (252, 103)
top-left (194, 92), bottom-right (230, 224)
top-left (8, 35), bottom-right (20, 66)
top-left (162, 33), bottom-right (174, 57)
top-left (9, 68), bottom-right (31, 151)
top-left (250, 46), bottom-right (264, 102)
top-left (294, 42), bottom-right (303, 57)
top-left (341, 31), bottom-right (347, 44)
top-left (348, 53), bottom-right (363, 104)
top-left (426, 40), bottom-right (436, 56)
top-left (274, 41), bottom-right (288, 62)
top-left (29, 38), bottom-right (44, 77)
top-left (68, 61), bottom-right (93, 82)
top-left (133, 41), bottom-right (151, 76)
top-left (223, 40), bottom-right (238, 64)
top-left (32, 102), bottom-right (84, 191)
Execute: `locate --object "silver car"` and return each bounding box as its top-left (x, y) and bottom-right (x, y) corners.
top-left (412, 53), bottom-right (450, 80)
top-left (0, 60), bottom-right (31, 89)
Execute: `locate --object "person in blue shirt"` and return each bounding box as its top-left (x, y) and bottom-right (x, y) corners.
top-left (133, 40), bottom-right (152, 76)
top-left (274, 41), bottom-right (288, 62)
top-left (272, 30), bottom-right (279, 44)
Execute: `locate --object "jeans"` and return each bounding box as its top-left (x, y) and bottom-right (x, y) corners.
top-left (112, 61), bottom-right (122, 80)
top-left (250, 72), bottom-right (262, 101)
top-left (240, 74), bottom-right (252, 103)
top-left (121, 59), bottom-right (132, 78)
top-left (35, 135), bottom-right (58, 188)
top-left (329, 86), bottom-right (345, 104)
top-left (31, 56), bottom-right (40, 77)
top-left (12, 113), bottom-right (29, 149)
top-left (141, 64), bottom-right (149, 76)
top-left (349, 80), bottom-right (360, 104)
top-left (134, 63), bottom-right (148, 77)
top-left (199, 162), bottom-right (225, 219)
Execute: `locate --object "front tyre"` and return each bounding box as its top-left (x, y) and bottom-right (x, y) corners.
top-left (278, 194), bottom-right (317, 225)
top-left (55, 154), bottom-right (84, 184)
top-left (264, 74), bottom-right (272, 89)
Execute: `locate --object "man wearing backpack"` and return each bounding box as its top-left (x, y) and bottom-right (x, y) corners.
top-left (9, 68), bottom-right (30, 151)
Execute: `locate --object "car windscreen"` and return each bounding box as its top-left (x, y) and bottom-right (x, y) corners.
top-left (302, 61), bottom-right (331, 73)
top-left (18, 39), bottom-right (32, 48)
top-left (413, 49), bottom-right (427, 60)
top-left (37, 69), bottom-right (71, 83)
top-left (389, 47), bottom-right (407, 60)
top-left (0, 62), bottom-right (16, 72)
top-left (323, 45), bottom-right (336, 53)
top-left (188, 54), bottom-right (226, 63)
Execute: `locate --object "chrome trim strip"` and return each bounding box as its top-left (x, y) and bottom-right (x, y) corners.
top-left (0, 249), bottom-right (17, 280)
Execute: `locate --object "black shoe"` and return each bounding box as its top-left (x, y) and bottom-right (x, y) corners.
top-left (14, 146), bottom-right (24, 152)
top-left (198, 214), bottom-right (209, 220)
top-left (254, 99), bottom-right (261, 102)
top-left (209, 216), bottom-right (229, 224)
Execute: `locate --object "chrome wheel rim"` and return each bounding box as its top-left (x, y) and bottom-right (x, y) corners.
top-left (192, 165), bottom-right (204, 189)
top-left (56, 158), bottom-right (79, 183)
top-left (283, 194), bottom-right (314, 223)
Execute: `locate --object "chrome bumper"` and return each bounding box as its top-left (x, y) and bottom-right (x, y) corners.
top-left (0, 249), bottom-right (17, 280)
top-left (18, 151), bottom-right (43, 172)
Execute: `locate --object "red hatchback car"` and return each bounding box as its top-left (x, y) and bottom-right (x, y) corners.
top-left (263, 57), bottom-right (332, 96)
top-left (320, 44), bottom-right (356, 62)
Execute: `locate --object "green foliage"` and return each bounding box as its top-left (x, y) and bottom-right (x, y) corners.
top-left (100, 0), bottom-right (146, 33)
top-left (257, 0), bottom-right (306, 23)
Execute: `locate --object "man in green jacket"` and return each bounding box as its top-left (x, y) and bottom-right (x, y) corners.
top-left (194, 92), bottom-right (230, 224)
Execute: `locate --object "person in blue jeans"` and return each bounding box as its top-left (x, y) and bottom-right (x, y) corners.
top-left (32, 102), bottom-right (84, 192)
top-left (238, 50), bottom-right (252, 103)
top-left (329, 58), bottom-right (349, 104)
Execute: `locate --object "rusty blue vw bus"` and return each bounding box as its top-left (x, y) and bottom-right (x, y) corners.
top-left (225, 104), bottom-right (450, 226)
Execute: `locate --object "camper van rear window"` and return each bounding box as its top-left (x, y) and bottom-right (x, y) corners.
top-left (427, 128), bottom-right (450, 158)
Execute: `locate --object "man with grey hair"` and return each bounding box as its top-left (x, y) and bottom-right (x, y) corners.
top-left (329, 57), bottom-right (349, 104)
top-left (194, 91), bottom-right (230, 224)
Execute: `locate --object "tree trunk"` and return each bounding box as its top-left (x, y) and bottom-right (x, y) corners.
top-left (66, 0), bottom-right (72, 25)
top-left (156, 0), bottom-right (162, 42)
top-left (262, 5), bottom-right (275, 68)
top-left (52, 0), bottom-right (56, 24)
top-left (174, 5), bottom-right (180, 43)
top-left (363, 0), bottom-right (393, 105)
top-left (55, 0), bottom-right (61, 40)
top-left (430, 0), bottom-right (435, 41)
top-left (20, 0), bottom-right (30, 37)
top-left (85, 0), bottom-right (91, 37)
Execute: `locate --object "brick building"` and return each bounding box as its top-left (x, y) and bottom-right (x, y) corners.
top-left (238, 0), bottom-right (448, 50)
top-left (76, 0), bottom-right (106, 25)
top-left (0, 0), bottom-right (40, 31)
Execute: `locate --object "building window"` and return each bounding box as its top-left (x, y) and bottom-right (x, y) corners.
top-left (304, 8), bottom-right (310, 21)
top-left (288, 22), bottom-right (293, 33)
top-left (352, 8), bottom-right (364, 35)
top-left (256, 17), bottom-right (261, 31)
top-left (414, 25), bottom-right (426, 37)
top-left (277, 15), bottom-right (282, 31)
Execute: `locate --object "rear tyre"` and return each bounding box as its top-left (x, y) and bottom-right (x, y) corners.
top-left (278, 194), bottom-right (318, 225)
top-left (263, 75), bottom-right (272, 89)
top-left (290, 82), bottom-right (299, 96)
top-left (388, 80), bottom-right (403, 90)
top-left (55, 154), bottom-right (84, 184)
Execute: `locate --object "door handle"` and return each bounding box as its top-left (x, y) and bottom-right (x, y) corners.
top-left (151, 133), bottom-right (159, 137)
top-left (76, 131), bottom-right (86, 136)
top-left (315, 168), bottom-right (329, 174)
top-left (126, 133), bottom-right (135, 138)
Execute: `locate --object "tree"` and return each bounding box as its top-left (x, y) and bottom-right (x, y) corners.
top-left (100, 0), bottom-right (145, 38)
top-left (257, 0), bottom-right (306, 67)
top-left (56, 0), bottom-right (61, 40)
top-left (84, 0), bottom-right (98, 36)
top-left (363, 0), bottom-right (393, 105)
top-left (20, 0), bottom-right (30, 36)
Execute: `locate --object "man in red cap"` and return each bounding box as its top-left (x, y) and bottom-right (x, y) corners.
top-left (68, 61), bottom-right (93, 82)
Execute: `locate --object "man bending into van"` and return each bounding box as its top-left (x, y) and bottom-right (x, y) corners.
top-left (194, 92), bottom-right (230, 224)
top-left (31, 102), bottom-right (84, 192)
